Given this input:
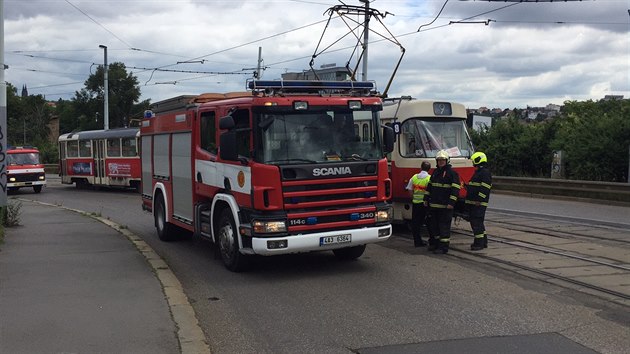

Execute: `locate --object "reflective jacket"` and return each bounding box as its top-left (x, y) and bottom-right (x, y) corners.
top-left (426, 164), bottom-right (461, 209)
top-left (465, 164), bottom-right (492, 207)
top-left (410, 173), bottom-right (431, 204)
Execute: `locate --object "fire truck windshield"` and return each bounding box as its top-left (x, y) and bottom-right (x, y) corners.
top-left (399, 118), bottom-right (474, 159)
top-left (257, 110), bottom-right (382, 164)
top-left (8, 152), bottom-right (40, 165)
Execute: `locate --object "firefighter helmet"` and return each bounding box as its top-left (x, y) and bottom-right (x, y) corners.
top-left (471, 151), bottom-right (487, 166)
top-left (435, 150), bottom-right (450, 163)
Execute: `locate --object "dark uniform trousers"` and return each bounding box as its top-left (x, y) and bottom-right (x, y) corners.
top-left (411, 202), bottom-right (428, 246)
top-left (469, 205), bottom-right (487, 248)
top-left (428, 208), bottom-right (453, 250)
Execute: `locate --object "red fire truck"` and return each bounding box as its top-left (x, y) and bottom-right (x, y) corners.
top-left (141, 80), bottom-right (395, 271)
top-left (7, 146), bottom-right (46, 193)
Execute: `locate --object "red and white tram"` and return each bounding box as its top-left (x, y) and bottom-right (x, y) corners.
top-left (381, 97), bottom-right (476, 224)
top-left (58, 128), bottom-right (141, 190)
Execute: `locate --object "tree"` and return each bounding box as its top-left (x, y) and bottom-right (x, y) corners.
top-left (551, 99), bottom-right (630, 182)
top-left (74, 62), bottom-right (141, 130)
top-left (6, 83), bottom-right (53, 147)
top-left (470, 116), bottom-right (557, 177)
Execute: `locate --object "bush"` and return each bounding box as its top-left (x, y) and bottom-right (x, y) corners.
top-left (2, 201), bottom-right (22, 227)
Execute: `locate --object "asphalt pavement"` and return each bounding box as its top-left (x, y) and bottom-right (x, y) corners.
top-left (0, 199), bottom-right (210, 354)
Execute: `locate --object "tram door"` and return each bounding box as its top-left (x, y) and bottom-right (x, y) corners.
top-left (93, 139), bottom-right (106, 185)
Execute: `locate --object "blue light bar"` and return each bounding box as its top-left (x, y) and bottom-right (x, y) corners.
top-left (248, 80), bottom-right (375, 91)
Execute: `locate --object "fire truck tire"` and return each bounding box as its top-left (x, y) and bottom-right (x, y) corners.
top-left (155, 195), bottom-right (176, 242)
top-left (33, 185), bottom-right (42, 194)
top-left (333, 245), bottom-right (366, 261)
top-left (217, 209), bottom-right (249, 272)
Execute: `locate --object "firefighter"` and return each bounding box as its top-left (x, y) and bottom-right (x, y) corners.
top-left (424, 150), bottom-right (461, 254)
top-left (405, 161), bottom-right (431, 247)
top-left (466, 151), bottom-right (492, 250)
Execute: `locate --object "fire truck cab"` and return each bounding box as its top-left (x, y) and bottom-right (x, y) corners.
top-left (7, 146), bottom-right (46, 193)
top-left (141, 80), bottom-right (395, 271)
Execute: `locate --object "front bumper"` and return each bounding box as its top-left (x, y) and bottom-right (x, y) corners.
top-left (250, 224), bottom-right (392, 256)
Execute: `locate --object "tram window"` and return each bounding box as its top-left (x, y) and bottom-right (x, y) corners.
top-left (200, 111), bottom-right (217, 155)
top-left (79, 140), bottom-right (92, 157)
top-left (107, 139), bottom-right (121, 157)
top-left (67, 141), bottom-right (79, 157)
top-left (122, 138), bottom-right (137, 157)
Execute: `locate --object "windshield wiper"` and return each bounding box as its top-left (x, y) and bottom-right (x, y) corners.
top-left (341, 154), bottom-right (368, 161)
top-left (266, 158), bottom-right (317, 164)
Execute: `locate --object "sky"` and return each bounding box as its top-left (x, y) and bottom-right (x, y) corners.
top-left (4, 0), bottom-right (629, 110)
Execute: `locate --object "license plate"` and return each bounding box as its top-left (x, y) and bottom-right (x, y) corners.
top-left (320, 234), bottom-right (351, 246)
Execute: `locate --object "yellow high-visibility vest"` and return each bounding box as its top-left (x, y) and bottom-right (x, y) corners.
top-left (411, 174), bottom-right (431, 204)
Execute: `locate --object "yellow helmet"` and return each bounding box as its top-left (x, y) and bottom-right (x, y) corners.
top-left (435, 150), bottom-right (450, 163)
top-left (471, 151), bottom-right (487, 165)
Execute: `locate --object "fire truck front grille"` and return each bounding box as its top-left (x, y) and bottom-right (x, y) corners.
top-left (283, 178), bottom-right (378, 209)
top-left (282, 176), bottom-right (381, 233)
top-left (10, 172), bottom-right (45, 183)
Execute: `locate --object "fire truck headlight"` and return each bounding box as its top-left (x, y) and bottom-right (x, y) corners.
top-left (375, 207), bottom-right (393, 223)
top-left (348, 100), bottom-right (362, 110)
top-left (9, 177), bottom-right (16, 182)
top-left (253, 220), bottom-right (287, 233)
top-left (293, 101), bottom-right (308, 110)
top-left (39, 175), bottom-right (45, 181)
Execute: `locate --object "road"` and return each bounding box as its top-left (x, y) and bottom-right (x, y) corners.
top-left (9, 178), bottom-right (630, 354)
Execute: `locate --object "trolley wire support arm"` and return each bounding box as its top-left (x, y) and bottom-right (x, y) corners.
top-left (309, 3), bottom-right (405, 98)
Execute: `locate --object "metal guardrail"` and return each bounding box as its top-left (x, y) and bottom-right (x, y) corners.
top-left (44, 163), bottom-right (628, 204)
top-left (493, 176), bottom-right (630, 204)
top-left (44, 164), bottom-right (59, 174)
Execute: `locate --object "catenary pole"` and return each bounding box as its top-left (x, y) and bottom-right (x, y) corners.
top-left (360, 0), bottom-right (369, 81)
top-left (1, 0), bottom-right (7, 206)
top-left (99, 45), bottom-right (109, 130)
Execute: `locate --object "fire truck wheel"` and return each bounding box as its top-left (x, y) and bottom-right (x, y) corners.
top-left (217, 209), bottom-right (249, 272)
top-left (33, 185), bottom-right (42, 194)
top-left (155, 195), bottom-right (176, 241)
top-left (332, 245), bottom-right (366, 261)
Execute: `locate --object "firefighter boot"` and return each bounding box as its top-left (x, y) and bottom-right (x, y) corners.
top-left (427, 237), bottom-right (438, 252)
top-left (434, 239), bottom-right (449, 254)
top-left (483, 235), bottom-right (488, 248)
top-left (414, 235), bottom-right (426, 247)
top-left (470, 235), bottom-right (484, 251)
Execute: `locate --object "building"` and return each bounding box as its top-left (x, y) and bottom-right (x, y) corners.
top-left (281, 64), bottom-right (352, 81)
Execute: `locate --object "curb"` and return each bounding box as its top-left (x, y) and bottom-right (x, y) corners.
top-left (16, 198), bottom-right (211, 354)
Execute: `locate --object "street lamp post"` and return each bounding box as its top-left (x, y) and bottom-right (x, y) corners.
top-left (99, 45), bottom-right (109, 130)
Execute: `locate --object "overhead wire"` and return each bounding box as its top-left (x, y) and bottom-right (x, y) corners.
top-left (14, 1), bottom-right (618, 97)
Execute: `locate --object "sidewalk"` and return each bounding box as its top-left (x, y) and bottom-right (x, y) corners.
top-left (0, 200), bottom-right (186, 353)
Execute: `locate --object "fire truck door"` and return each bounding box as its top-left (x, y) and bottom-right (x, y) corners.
top-left (93, 139), bottom-right (106, 185)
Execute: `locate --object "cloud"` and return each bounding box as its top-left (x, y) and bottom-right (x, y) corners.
top-left (4, 0), bottom-right (628, 109)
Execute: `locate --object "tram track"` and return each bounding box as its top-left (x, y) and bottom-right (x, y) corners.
top-left (447, 210), bottom-right (630, 306)
top-left (485, 209), bottom-right (630, 245)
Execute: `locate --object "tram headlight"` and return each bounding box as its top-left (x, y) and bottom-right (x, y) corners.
top-left (253, 220), bottom-right (287, 234)
top-left (375, 207), bottom-right (393, 223)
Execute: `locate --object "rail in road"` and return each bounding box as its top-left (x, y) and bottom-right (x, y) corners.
top-left (446, 210), bottom-right (630, 307)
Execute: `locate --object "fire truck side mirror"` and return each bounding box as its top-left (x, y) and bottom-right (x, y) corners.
top-left (383, 125), bottom-right (395, 154)
top-left (219, 115), bottom-right (235, 130)
top-left (220, 131), bottom-right (238, 161)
